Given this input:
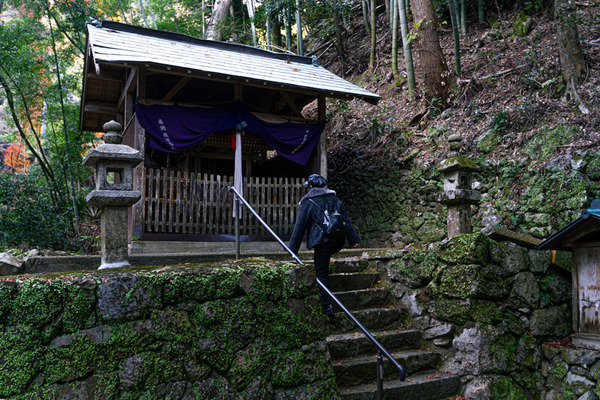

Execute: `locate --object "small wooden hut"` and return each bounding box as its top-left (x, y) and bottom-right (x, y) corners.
top-left (80, 21), bottom-right (380, 251)
top-left (537, 199), bottom-right (600, 349)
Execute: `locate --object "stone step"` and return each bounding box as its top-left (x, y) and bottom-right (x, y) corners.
top-left (334, 349), bottom-right (441, 387)
top-left (332, 288), bottom-right (394, 311)
top-left (327, 330), bottom-right (423, 359)
top-left (330, 272), bottom-right (382, 292)
top-left (338, 372), bottom-right (460, 400)
top-left (325, 307), bottom-right (409, 335)
top-left (330, 259), bottom-right (371, 274)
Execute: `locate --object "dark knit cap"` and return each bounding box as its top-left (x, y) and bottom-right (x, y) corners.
top-left (305, 174), bottom-right (327, 188)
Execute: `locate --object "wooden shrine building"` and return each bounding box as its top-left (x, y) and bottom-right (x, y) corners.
top-left (80, 20), bottom-right (380, 251)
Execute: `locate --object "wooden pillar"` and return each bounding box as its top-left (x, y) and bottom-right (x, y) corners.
top-left (308, 96), bottom-right (328, 177)
top-left (234, 83), bottom-right (242, 101)
top-left (132, 66), bottom-right (146, 239)
top-left (318, 95), bottom-right (327, 178)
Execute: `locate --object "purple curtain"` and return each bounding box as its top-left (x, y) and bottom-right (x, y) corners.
top-left (135, 102), bottom-right (325, 166)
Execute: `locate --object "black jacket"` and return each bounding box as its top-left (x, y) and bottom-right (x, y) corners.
top-left (289, 188), bottom-right (360, 254)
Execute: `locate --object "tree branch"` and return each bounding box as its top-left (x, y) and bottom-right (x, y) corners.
top-left (0, 70), bottom-right (59, 204)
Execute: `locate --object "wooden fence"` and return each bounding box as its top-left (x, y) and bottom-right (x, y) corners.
top-left (142, 168), bottom-right (308, 237)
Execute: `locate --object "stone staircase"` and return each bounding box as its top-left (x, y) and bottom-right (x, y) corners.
top-left (325, 258), bottom-right (460, 400)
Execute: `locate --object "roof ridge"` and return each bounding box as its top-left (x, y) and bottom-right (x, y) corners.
top-left (97, 20), bottom-right (314, 66)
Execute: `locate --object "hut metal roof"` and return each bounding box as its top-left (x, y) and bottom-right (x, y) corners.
top-left (536, 209), bottom-right (600, 251)
top-left (85, 20), bottom-right (380, 104)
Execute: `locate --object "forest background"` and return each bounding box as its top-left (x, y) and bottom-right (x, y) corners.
top-left (0, 0), bottom-right (598, 254)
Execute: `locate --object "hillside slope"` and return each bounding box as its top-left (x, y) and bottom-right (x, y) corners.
top-left (308, 4), bottom-right (600, 247)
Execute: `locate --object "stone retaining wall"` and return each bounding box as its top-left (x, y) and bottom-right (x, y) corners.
top-left (364, 232), bottom-right (577, 399)
top-left (542, 343), bottom-right (600, 399)
top-left (0, 259), bottom-right (338, 399)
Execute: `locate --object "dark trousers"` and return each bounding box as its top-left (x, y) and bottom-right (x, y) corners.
top-left (313, 237), bottom-right (345, 308)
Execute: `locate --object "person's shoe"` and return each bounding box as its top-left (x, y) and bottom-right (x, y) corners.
top-left (322, 304), bottom-right (334, 316)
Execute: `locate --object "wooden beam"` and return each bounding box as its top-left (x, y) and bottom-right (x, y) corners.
top-left (279, 91), bottom-right (303, 118)
top-left (318, 95), bottom-right (326, 122)
top-left (138, 65), bottom-right (147, 99)
top-left (234, 83), bottom-right (242, 101)
top-left (145, 65), bottom-right (323, 100)
top-left (117, 68), bottom-right (137, 112)
top-left (162, 76), bottom-right (191, 101)
top-left (86, 71), bottom-right (126, 82)
top-left (83, 101), bottom-right (118, 114)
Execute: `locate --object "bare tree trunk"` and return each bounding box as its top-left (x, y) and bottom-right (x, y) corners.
top-left (332, 9), bottom-right (347, 76)
top-left (399, 0), bottom-right (415, 96)
top-left (296, 0), bottom-right (303, 55)
top-left (554, 0), bottom-right (588, 113)
top-left (245, 0), bottom-right (257, 46)
top-left (47, 9), bottom-right (81, 244)
top-left (286, 0), bottom-right (292, 51)
top-left (268, 11), bottom-right (283, 50)
top-left (362, 0), bottom-right (370, 37)
top-left (117, 0), bottom-right (129, 24)
top-left (138, 0), bottom-right (149, 28)
top-left (448, 0), bottom-right (461, 75)
top-left (206, 0), bottom-right (232, 40)
top-left (460, 0), bottom-right (467, 34)
top-left (202, 0), bottom-right (206, 37)
top-left (145, 0), bottom-right (158, 29)
top-left (369, 0), bottom-right (376, 69)
top-left (411, 0), bottom-right (454, 105)
top-left (392, 0), bottom-right (399, 76)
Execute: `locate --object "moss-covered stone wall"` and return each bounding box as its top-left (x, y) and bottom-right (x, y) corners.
top-left (328, 147), bottom-right (600, 248)
top-left (328, 148), bottom-right (446, 248)
top-left (0, 258), bottom-right (339, 399)
top-left (365, 233), bottom-right (575, 399)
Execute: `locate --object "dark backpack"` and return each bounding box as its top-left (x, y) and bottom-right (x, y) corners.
top-left (309, 199), bottom-right (347, 237)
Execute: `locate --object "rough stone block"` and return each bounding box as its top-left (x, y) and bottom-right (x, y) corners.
top-left (0, 253), bottom-right (23, 276)
top-left (529, 306), bottom-right (571, 337)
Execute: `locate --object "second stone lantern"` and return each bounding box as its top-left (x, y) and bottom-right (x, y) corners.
top-left (438, 134), bottom-right (481, 238)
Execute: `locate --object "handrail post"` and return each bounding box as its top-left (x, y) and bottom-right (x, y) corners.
top-left (228, 186), bottom-right (303, 264)
top-left (377, 351), bottom-right (384, 400)
top-left (234, 196), bottom-right (240, 260)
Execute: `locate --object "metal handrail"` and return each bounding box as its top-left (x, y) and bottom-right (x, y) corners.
top-left (228, 186), bottom-right (406, 392)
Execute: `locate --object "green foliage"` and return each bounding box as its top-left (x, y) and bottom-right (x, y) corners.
top-left (524, 0), bottom-right (544, 12)
top-left (0, 170), bottom-right (73, 250)
top-left (0, 9), bottom-right (101, 253)
top-left (537, 275), bottom-right (553, 307)
top-left (0, 330), bottom-right (45, 397)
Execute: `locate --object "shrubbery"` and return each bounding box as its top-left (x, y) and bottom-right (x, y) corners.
top-left (0, 168), bottom-right (74, 251)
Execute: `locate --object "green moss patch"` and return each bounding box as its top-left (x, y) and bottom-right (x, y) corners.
top-left (438, 232), bottom-right (490, 266)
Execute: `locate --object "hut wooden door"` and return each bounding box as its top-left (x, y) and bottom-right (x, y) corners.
top-left (575, 247), bottom-right (600, 334)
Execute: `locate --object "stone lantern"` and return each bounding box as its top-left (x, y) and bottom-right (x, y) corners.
top-left (83, 120), bottom-right (143, 269)
top-left (438, 135), bottom-right (481, 238)
top-left (537, 199), bottom-right (600, 350)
